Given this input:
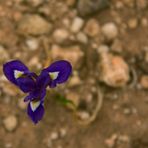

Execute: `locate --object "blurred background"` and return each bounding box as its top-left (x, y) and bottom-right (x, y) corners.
top-left (0, 0), bottom-right (148, 148)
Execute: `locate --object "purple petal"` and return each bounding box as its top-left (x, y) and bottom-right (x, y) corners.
top-left (27, 101), bottom-right (44, 124)
top-left (17, 76), bottom-right (36, 93)
top-left (36, 72), bottom-right (51, 89)
top-left (42, 60), bottom-right (72, 87)
top-left (3, 60), bottom-right (29, 85)
top-left (24, 88), bottom-right (46, 102)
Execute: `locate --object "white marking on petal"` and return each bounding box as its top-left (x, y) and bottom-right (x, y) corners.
top-left (14, 70), bottom-right (24, 79)
top-left (30, 101), bottom-right (40, 112)
top-left (49, 72), bottom-right (59, 80)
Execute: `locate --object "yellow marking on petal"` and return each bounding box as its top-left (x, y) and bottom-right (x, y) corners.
top-left (49, 72), bottom-right (59, 80)
top-left (30, 101), bottom-right (40, 112)
top-left (14, 70), bottom-right (24, 79)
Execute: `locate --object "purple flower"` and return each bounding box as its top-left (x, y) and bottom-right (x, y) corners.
top-left (3, 60), bottom-right (72, 124)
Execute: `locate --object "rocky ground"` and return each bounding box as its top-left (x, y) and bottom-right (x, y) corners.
top-left (0, 0), bottom-right (148, 148)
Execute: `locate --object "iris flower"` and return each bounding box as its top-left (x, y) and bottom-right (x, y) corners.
top-left (3, 60), bottom-right (72, 124)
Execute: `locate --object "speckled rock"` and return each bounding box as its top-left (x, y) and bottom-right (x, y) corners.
top-left (84, 19), bottom-right (100, 37)
top-left (77, 0), bottom-right (109, 17)
top-left (99, 51), bottom-right (130, 87)
top-left (17, 15), bottom-right (52, 36)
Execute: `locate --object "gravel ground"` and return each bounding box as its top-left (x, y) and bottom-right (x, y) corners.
top-left (0, 0), bottom-right (148, 148)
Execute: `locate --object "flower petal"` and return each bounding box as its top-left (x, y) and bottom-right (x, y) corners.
top-left (27, 101), bottom-right (44, 124)
top-left (42, 60), bottom-right (72, 87)
top-left (36, 72), bottom-right (51, 89)
top-left (17, 76), bottom-right (36, 93)
top-left (3, 60), bottom-right (29, 85)
top-left (24, 88), bottom-right (46, 102)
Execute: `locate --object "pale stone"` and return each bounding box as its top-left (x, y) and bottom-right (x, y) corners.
top-left (50, 132), bottom-right (59, 140)
top-left (101, 22), bottom-right (118, 40)
top-left (71, 17), bottom-right (84, 33)
top-left (53, 29), bottom-right (69, 43)
top-left (76, 32), bottom-right (88, 44)
top-left (26, 38), bottom-right (39, 50)
top-left (77, 111), bottom-right (90, 120)
top-left (3, 115), bottom-right (18, 132)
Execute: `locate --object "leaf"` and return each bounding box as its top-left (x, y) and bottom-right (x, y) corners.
top-left (55, 94), bottom-right (76, 109)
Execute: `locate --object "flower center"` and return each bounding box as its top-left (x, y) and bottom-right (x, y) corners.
top-left (30, 100), bottom-right (40, 112)
top-left (49, 72), bottom-right (59, 80)
top-left (14, 70), bottom-right (24, 79)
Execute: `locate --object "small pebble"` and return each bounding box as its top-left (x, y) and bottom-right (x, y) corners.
top-left (97, 45), bottom-right (109, 53)
top-left (71, 17), bottom-right (84, 33)
top-left (60, 128), bottom-right (67, 138)
top-left (112, 104), bottom-right (120, 110)
top-left (141, 17), bottom-right (148, 27)
top-left (105, 134), bottom-right (118, 148)
top-left (84, 19), bottom-right (100, 37)
top-left (123, 108), bottom-right (131, 115)
top-left (5, 143), bottom-right (12, 148)
top-left (26, 38), bottom-right (39, 51)
top-left (3, 115), bottom-right (18, 132)
top-left (115, 1), bottom-right (124, 9)
top-left (62, 18), bottom-right (71, 28)
top-left (77, 111), bottom-right (90, 120)
top-left (53, 29), bottom-right (69, 43)
top-left (50, 132), bottom-right (59, 140)
top-left (127, 18), bottom-right (138, 29)
top-left (111, 39), bottom-right (123, 53)
top-left (118, 135), bottom-right (130, 143)
top-left (140, 75), bottom-right (148, 89)
top-left (76, 32), bottom-right (88, 44)
top-left (101, 22), bottom-right (118, 41)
